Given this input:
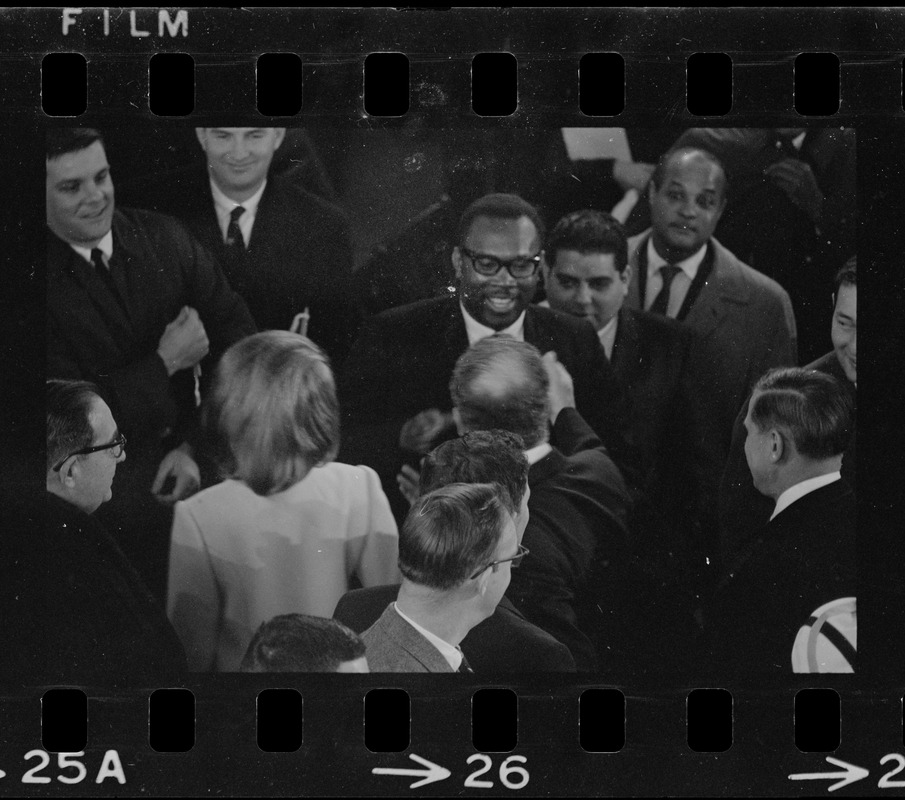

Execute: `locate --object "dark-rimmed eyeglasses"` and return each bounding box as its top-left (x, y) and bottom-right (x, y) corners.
top-left (469, 543), bottom-right (529, 580)
top-left (460, 246), bottom-right (542, 279)
top-left (52, 433), bottom-right (127, 472)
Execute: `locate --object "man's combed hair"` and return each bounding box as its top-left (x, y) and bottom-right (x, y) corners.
top-left (450, 337), bottom-right (549, 450)
top-left (835, 256), bottom-right (857, 291)
top-left (205, 331), bottom-right (340, 496)
top-left (750, 367), bottom-right (853, 460)
top-left (546, 210), bottom-right (628, 273)
top-left (650, 146), bottom-right (729, 200)
top-left (239, 614), bottom-right (365, 673)
top-left (419, 431), bottom-right (529, 516)
top-left (457, 192), bottom-right (545, 246)
top-left (47, 128), bottom-right (104, 161)
top-left (47, 379), bottom-right (101, 471)
top-left (399, 483), bottom-right (509, 591)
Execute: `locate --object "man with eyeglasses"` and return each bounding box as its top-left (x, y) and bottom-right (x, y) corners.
top-left (338, 192), bottom-right (632, 521)
top-left (8, 380), bottom-right (186, 681)
top-left (362, 483), bottom-right (520, 673)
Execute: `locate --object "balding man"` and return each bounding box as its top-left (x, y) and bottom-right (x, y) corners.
top-left (451, 336), bottom-right (632, 671)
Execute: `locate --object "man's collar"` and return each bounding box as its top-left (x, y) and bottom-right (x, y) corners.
top-left (393, 602), bottom-right (462, 670)
top-left (770, 471), bottom-right (842, 521)
top-left (523, 442), bottom-right (553, 465)
top-left (209, 177), bottom-right (267, 216)
top-left (70, 230), bottom-right (113, 264)
top-left (460, 301), bottom-right (526, 345)
top-left (646, 237), bottom-right (708, 280)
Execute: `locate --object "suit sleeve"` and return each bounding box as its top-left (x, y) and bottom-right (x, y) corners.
top-left (551, 407), bottom-right (604, 456)
top-left (346, 466), bottom-right (402, 588)
top-left (167, 502), bottom-right (221, 672)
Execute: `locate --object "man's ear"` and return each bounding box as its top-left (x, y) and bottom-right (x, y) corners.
top-left (621, 263), bottom-right (633, 288)
top-left (451, 407), bottom-right (465, 436)
top-left (195, 128), bottom-right (208, 150)
top-left (451, 247), bottom-right (463, 280)
top-left (58, 457), bottom-right (80, 490)
top-left (273, 128), bottom-right (286, 150)
top-left (769, 429), bottom-right (786, 463)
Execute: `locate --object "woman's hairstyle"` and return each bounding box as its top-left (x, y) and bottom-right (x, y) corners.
top-left (205, 331), bottom-right (339, 496)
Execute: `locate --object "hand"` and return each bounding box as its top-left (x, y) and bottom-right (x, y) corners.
top-left (157, 306), bottom-right (210, 377)
top-left (398, 408), bottom-right (454, 455)
top-left (612, 160), bottom-right (655, 193)
top-left (764, 158), bottom-right (824, 225)
top-left (151, 445), bottom-right (201, 505)
top-left (542, 350), bottom-right (575, 423)
top-left (396, 464), bottom-right (421, 507)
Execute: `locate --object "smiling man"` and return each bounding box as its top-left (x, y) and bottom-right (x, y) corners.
top-left (46, 127), bottom-right (255, 599)
top-left (338, 193), bottom-right (631, 521)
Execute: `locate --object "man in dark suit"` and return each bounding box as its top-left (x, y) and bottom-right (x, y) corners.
top-left (709, 367), bottom-right (856, 677)
top-left (4, 380), bottom-right (186, 682)
top-left (719, 259), bottom-right (857, 565)
top-left (362, 483), bottom-right (520, 673)
top-left (46, 128), bottom-right (256, 597)
top-left (336, 430), bottom-right (576, 672)
top-left (338, 192), bottom-right (632, 518)
top-left (451, 337), bottom-right (633, 672)
top-left (149, 127), bottom-right (357, 365)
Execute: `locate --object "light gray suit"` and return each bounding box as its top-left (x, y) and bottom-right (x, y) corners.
top-left (362, 604), bottom-right (455, 673)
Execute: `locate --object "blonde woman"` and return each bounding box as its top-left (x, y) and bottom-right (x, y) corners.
top-left (167, 331), bottom-right (399, 671)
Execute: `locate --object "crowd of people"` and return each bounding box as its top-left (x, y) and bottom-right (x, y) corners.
top-left (19, 123), bottom-right (857, 680)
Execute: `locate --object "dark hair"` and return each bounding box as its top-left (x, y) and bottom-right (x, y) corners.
top-left (450, 337), bottom-right (549, 449)
top-left (650, 146), bottom-right (729, 201)
top-left (546, 209), bottom-right (628, 274)
top-left (399, 483), bottom-right (509, 591)
top-left (47, 379), bottom-right (101, 471)
top-left (419, 431), bottom-right (529, 516)
top-left (47, 128), bottom-right (105, 161)
top-left (205, 331), bottom-right (339, 496)
top-left (750, 367), bottom-right (853, 460)
top-left (457, 192), bottom-right (545, 247)
top-left (239, 614), bottom-right (366, 672)
top-left (834, 256), bottom-right (857, 292)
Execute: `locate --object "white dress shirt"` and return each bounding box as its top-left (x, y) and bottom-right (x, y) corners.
top-left (70, 230), bottom-right (113, 266)
top-left (461, 302), bottom-right (526, 345)
top-left (210, 178), bottom-right (267, 247)
top-left (645, 238), bottom-right (708, 318)
top-left (770, 471), bottom-right (842, 521)
top-left (393, 603), bottom-right (463, 671)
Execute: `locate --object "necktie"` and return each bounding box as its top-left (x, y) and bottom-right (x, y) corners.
top-left (90, 248), bottom-right (125, 309)
top-left (457, 649), bottom-right (474, 673)
top-left (648, 264), bottom-right (682, 317)
top-left (226, 205), bottom-right (246, 251)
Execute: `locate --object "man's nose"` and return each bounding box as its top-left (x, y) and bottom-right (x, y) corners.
top-left (85, 181), bottom-right (105, 203)
top-left (230, 138), bottom-right (250, 160)
top-left (575, 283), bottom-right (592, 305)
top-left (496, 266), bottom-right (518, 285)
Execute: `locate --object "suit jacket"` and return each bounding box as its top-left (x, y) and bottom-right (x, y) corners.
top-left (708, 478), bottom-right (856, 678)
top-left (47, 207), bottom-right (256, 447)
top-left (362, 604), bottom-right (455, 673)
top-left (718, 351), bottom-right (856, 564)
top-left (626, 232), bottom-right (798, 496)
top-left (2, 493), bottom-right (187, 682)
top-left (337, 295), bottom-right (633, 511)
top-left (163, 173), bottom-right (358, 365)
top-left (334, 585), bottom-right (576, 672)
top-left (507, 412), bottom-right (633, 672)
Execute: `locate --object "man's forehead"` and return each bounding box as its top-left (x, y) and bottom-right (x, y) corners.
top-left (552, 249), bottom-right (619, 277)
top-left (206, 126), bottom-right (272, 135)
top-left (88, 396), bottom-right (116, 440)
top-left (465, 214), bottom-right (539, 246)
top-left (46, 141), bottom-right (108, 175)
top-left (663, 152), bottom-right (724, 189)
top-left (835, 283), bottom-right (857, 313)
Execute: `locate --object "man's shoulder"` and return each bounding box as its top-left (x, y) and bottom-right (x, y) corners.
top-left (265, 175), bottom-right (349, 227)
top-left (624, 306), bottom-right (691, 344)
top-left (367, 295), bottom-right (458, 329)
top-left (710, 238), bottom-right (791, 303)
top-left (527, 303), bottom-right (596, 341)
top-left (113, 206), bottom-right (197, 250)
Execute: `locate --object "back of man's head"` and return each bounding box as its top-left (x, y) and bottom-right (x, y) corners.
top-left (750, 367), bottom-right (853, 460)
top-left (546, 209), bottom-right (628, 273)
top-left (450, 337), bottom-right (549, 449)
top-left (419, 431), bottom-right (529, 517)
top-left (457, 193), bottom-right (545, 245)
top-left (399, 483), bottom-right (508, 592)
top-left (240, 614), bottom-right (368, 673)
top-left (47, 379), bottom-right (101, 473)
top-left (47, 128), bottom-right (104, 162)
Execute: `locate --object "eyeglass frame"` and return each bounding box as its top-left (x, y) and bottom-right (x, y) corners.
top-left (469, 543), bottom-right (529, 581)
top-left (459, 245), bottom-right (543, 279)
top-left (52, 433), bottom-right (127, 472)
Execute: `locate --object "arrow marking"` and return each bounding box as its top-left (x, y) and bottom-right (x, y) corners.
top-left (372, 752), bottom-right (451, 789)
top-left (789, 756), bottom-right (870, 792)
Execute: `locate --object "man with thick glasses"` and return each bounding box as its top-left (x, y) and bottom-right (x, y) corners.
top-left (362, 483), bottom-right (519, 673)
top-left (338, 192), bottom-right (632, 522)
top-left (8, 380), bottom-right (186, 681)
